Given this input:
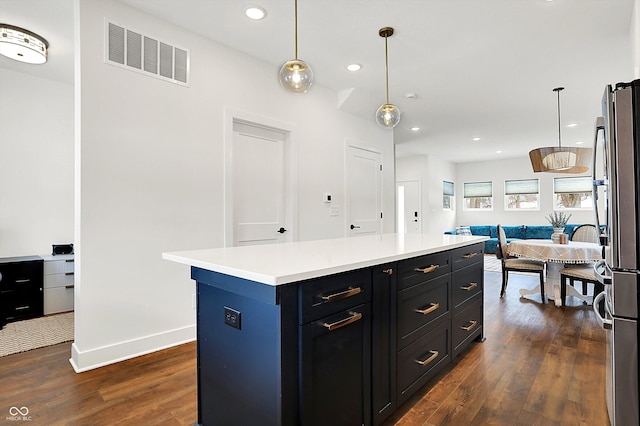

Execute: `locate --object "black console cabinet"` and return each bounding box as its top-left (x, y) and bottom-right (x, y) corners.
top-left (0, 256), bottom-right (44, 328)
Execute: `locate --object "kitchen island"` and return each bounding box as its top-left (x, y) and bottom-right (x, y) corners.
top-left (164, 233), bottom-right (488, 426)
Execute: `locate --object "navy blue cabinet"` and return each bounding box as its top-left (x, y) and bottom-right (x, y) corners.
top-left (189, 242), bottom-right (484, 426)
top-left (0, 256), bottom-right (44, 328)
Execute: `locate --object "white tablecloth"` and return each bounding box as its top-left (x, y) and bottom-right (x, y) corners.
top-left (507, 239), bottom-right (601, 264)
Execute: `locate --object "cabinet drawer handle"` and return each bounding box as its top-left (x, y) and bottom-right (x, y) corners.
top-left (460, 282), bottom-right (478, 291)
top-left (415, 350), bottom-right (439, 366)
top-left (65, 272), bottom-right (75, 276)
top-left (460, 320), bottom-right (478, 332)
top-left (382, 268), bottom-right (393, 275)
top-left (320, 286), bottom-right (361, 303)
top-left (65, 259), bottom-right (74, 263)
top-left (15, 279), bottom-right (31, 284)
top-left (15, 305), bottom-right (30, 311)
top-left (322, 311), bottom-right (362, 331)
top-left (462, 252), bottom-right (479, 259)
top-left (65, 285), bottom-right (75, 289)
top-left (415, 302), bottom-right (439, 315)
top-left (414, 264), bottom-right (439, 274)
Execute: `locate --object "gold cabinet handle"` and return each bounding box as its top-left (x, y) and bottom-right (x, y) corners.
top-left (460, 320), bottom-right (478, 332)
top-left (415, 302), bottom-right (439, 315)
top-left (320, 286), bottom-right (362, 303)
top-left (65, 285), bottom-right (75, 289)
top-left (65, 259), bottom-right (74, 263)
top-left (462, 252), bottom-right (479, 259)
top-left (382, 268), bottom-right (393, 275)
top-left (65, 272), bottom-right (75, 276)
top-left (415, 350), bottom-right (439, 366)
top-left (322, 311), bottom-right (362, 331)
top-left (460, 282), bottom-right (478, 291)
top-left (414, 264), bottom-right (439, 274)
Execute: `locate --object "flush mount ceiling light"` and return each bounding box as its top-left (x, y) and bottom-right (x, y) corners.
top-left (0, 24), bottom-right (48, 64)
top-left (278, 0), bottom-right (313, 93)
top-left (529, 87), bottom-right (591, 174)
top-left (375, 27), bottom-right (401, 129)
top-left (244, 6), bottom-right (267, 20)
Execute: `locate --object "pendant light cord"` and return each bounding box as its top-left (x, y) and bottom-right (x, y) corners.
top-left (384, 34), bottom-right (390, 104)
top-left (294, 0), bottom-right (299, 59)
top-left (555, 87), bottom-right (564, 148)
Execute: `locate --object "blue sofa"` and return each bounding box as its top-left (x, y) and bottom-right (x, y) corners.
top-left (445, 224), bottom-right (582, 254)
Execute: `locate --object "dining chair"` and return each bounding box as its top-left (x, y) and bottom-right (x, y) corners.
top-left (560, 224), bottom-right (600, 301)
top-left (496, 224), bottom-right (546, 302)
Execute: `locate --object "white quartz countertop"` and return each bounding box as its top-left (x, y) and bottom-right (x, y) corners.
top-left (163, 233), bottom-right (488, 286)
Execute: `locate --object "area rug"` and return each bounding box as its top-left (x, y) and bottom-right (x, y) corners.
top-left (0, 312), bottom-right (74, 357)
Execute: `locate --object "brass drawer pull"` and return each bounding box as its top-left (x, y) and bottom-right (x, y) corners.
top-left (320, 286), bottom-right (362, 303)
top-left (414, 264), bottom-right (439, 274)
top-left (65, 272), bottom-right (75, 276)
top-left (65, 285), bottom-right (75, 289)
top-left (462, 252), bottom-right (479, 259)
top-left (415, 302), bottom-right (439, 315)
top-left (65, 259), bottom-right (74, 263)
top-left (460, 320), bottom-right (478, 332)
top-left (382, 268), bottom-right (393, 275)
top-left (322, 311), bottom-right (362, 331)
top-left (415, 350), bottom-right (439, 366)
top-left (460, 282), bottom-right (478, 291)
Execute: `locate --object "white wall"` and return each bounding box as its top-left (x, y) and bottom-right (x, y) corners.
top-left (71, 0), bottom-right (394, 371)
top-left (0, 68), bottom-right (74, 257)
top-left (396, 155), bottom-right (456, 234)
top-left (455, 156), bottom-right (596, 228)
top-left (634, 0), bottom-right (640, 78)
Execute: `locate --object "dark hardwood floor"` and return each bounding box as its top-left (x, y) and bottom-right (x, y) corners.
top-left (0, 269), bottom-right (607, 425)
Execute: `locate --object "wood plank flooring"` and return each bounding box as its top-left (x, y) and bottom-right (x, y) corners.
top-left (0, 269), bottom-right (607, 425)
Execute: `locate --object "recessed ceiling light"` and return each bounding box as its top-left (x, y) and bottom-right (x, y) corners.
top-left (496, 150), bottom-right (503, 154)
top-left (472, 137), bottom-right (481, 141)
top-left (244, 5), bottom-right (267, 20)
top-left (346, 63), bottom-right (361, 72)
top-left (566, 123), bottom-right (578, 128)
top-left (406, 93), bottom-right (417, 100)
top-left (410, 126), bottom-right (420, 132)
top-left (576, 141), bottom-right (584, 145)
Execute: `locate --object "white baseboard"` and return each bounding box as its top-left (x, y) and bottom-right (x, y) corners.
top-left (69, 324), bottom-right (195, 373)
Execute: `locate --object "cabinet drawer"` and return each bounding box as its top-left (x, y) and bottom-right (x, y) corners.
top-left (299, 268), bottom-right (371, 324)
top-left (397, 321), bottom-right (450, 404)
top-left (452, 265), bottom-right (483, 311)
top-left (451, 243), bottom-right (484, 271)
top-left (452, 299), bottom-right (483, 357)
top-left (44, 286), bottom-right (74, 315)
top-left (397, 274), bottom-right (449, 349)
top-left (398, 252), bottom-right (450, 291)
top-left (44, 273), bottom-right (74, 289)
top-left (44, 258), bottom-right (74, 275)
top-left (0, 260), bottom-right (43, 291)
top-left (2, 289), bottom-right (43, 322)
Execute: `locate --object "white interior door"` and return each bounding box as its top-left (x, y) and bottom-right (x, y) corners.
top-left (397, 180), bottom-right (421, 233)
top-left (231, 121), bottom-right (287, 246)
top-left (346, 145), bottom-right (382, 236)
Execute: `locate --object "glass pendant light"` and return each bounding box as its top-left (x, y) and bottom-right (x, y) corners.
top-left (529, 87), bottom-right (591, 173)
top-left (279, 0), bottom-right (313, 93)
top-left (375, 27), bottom-right (401, 128)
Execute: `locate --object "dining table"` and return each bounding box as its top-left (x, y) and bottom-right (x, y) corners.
top-left (506, 238), bottom-right (602, 307)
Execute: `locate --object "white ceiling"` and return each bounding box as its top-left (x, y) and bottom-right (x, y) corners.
top-left (1, 0), bottom-right (635, 163)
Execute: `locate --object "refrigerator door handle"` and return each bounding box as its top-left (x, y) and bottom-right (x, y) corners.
top-left (593, 291), bottom-right (612, 330)
top-left (592, 116), bottom-right (608, 246)
top-left (594, 259), bottom-right (612, 285)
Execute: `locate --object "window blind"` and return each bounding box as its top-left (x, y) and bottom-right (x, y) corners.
top-left (443, 181), bottom-right (454, 196)
top-left (505, 179), bottom-right (539, 195)
top-left (463, 181), bottom-right (492, 198)
top-left (554, 177), bottom-right (592, 193)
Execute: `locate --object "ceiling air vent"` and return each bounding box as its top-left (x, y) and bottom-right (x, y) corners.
top-left (106, 21), bottom-right (189, 86)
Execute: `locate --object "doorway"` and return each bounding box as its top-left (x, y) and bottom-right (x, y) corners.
top-left (396, 180), bottom-right (421, 233)
top-left (346, 145), bottom-right (382, 236)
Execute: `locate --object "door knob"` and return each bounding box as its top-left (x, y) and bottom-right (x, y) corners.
top-left (350, 224), bottom-right (361, 230)
top-left (277, 227), bottom-right (287, 234)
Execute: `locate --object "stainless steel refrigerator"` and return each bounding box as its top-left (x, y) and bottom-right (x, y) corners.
top-left (593, 80), bottom-right (639, 426)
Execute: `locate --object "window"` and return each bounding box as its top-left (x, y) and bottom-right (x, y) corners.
top-left (443, 181), bottom-right (454, 210)
top-left (553, 177), bottom-right (593, 210)
top-left (505, 179), bottom-right (540, 210)
top-left (463, 181), bottom-right (492, 210)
